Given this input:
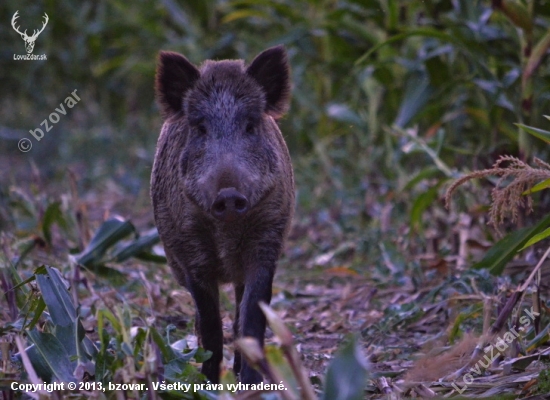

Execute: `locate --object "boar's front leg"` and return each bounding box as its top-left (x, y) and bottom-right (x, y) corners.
top-left (239, 262), bottom-right (275, 384)
top-left (233, 283), bottom-right (245, 375)
top-left (186, 276), bottom-right (223, 383)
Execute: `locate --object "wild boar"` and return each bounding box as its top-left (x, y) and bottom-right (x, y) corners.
top-left (151, 45), bottom-right (294, 384)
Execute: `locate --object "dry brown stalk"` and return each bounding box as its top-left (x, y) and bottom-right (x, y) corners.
top-left (445, 156), bottom-right (550, 229)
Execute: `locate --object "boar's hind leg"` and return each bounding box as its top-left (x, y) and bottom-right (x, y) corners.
top-left (239, 266), bottom-right (275, 384)
top-left (187, 277), bottom-right (223, 383)
top-left (233, 283), bottom-right (244, 375)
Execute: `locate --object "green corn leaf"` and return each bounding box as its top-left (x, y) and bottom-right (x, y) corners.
top-left (515, 123), bottom-right (550, 144)
top-left (76, 217), bottom-right (135, 267)
top-left (410, 185), bottom-right (440, 231)
top-left (402, 166), bottom-right (444, 191)
top-left (498, 0), bottom-right (533, 33)
top-left (35, 266), bottom-right (76, 326)
top-left (473, 213), bottom-right (550, 274)
top-left (41, 201), bottom-right (68, 246)
top-left (109, 229), bottom-right (160, 263)
top-left (264, 345), bottom-right (299, 398)
top-left (355, 28), bottom-right (467, 66)
top-left (55, 320), bottom-right (93, 364)
top-left (25, 296), bottom-right (46, 330)
top-left (134, 252), bottom-right (167, 264)
top-left (222, 9), bottom-right (269, 24)
top-left (524, 31), bottom-right (550, 78)
top-left (150, 325), bottom-right (177, 363)
top-left (519, 227), bottom-right (550, 251)
top-left (26, 329), bottom-right (76, 383)
top-left (85, 264), bottom-right (127, 285)
top-left (322, 335), bottom-right (368, 400)
top-left (394, 73), bottom-right (434, 128)
top-left (523, 178), bottom-right (550, 195)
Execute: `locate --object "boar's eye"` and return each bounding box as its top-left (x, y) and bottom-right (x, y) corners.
top-left (197, 123), bottom-right (207, 136)
top-left (245, 121), bottom-right (254, 134)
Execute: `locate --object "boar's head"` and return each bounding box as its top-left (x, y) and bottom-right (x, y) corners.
top-left (156, 46), bottom-right (291, 223)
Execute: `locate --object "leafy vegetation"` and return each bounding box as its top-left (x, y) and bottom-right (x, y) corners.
top-left (1, 0), bottom-right (550, 398)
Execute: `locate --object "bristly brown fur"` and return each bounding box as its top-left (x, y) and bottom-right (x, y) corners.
top-left (151, 46), bottom-right (294, 384)
top-left (155, 51), bottom-right (200, 119)
top-left (246, 45), bottom-right (291, 119)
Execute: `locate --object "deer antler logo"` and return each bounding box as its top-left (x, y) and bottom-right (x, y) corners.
top-left (11, 11), bottom-right (49, 54)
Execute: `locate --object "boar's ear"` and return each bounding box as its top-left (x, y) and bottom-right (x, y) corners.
top-left (156, 51), bottom-right (200, 118)
top-left (246, 45), bottom-right (291, 119)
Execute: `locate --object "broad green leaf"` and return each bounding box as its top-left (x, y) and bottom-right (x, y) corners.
top-left (337, 14), bottom-right (379, 44)
top-left (35, 266), bottom-right (76, 326)
top-left (134, 252), bottom-right (167, 264)
top-left (519, 227), bottom-right (550, 251)
top-left (515, 123), bottom-right (550, 144)
top-left (150, 325), bottom-right (177, 362)
top-left (76, 217), bottom-right (135, 267)
top-left (473, 213), bottom-right (550, 274)
top-left (191, 347), bottom-right (212, 363)
top-left (82, 335), bottom-right (98, 360)
top-left (264, 345), bottom-right (299, 397)
top-left (355, 28), bottom-right (469, 66)
top-left (523, 178), bottom-right (550, 195)
top-left (109, 229), bottom-right (160, 263)
top-left (97, 308), bottom-right (121, 335)
top-left (11, 272), bottom-right (37, 291)
top-left (83, 264), bottom-right (127, 286)
top-left (22, 344), bottom-right (53, 383)
top-left (95, 328), bottom-right (111, 382)
top-left (394, 73), bottom-right (433, 128)
top-left (163, 360), bottom-right (196, 384)
top-left (25, 296), bottom-right (46, 330)
top-left (448, 306), bottom-right (483, 344)
top-left (526, 322), bottom-right (550, 351)
top-left (26, 329), bottom-right (76, 382)
top-left (525, 31), bottom-right (550, 78)
top-left (322, 335), bottom-right (368, 400)
top-left (326, 103), bottom-right (364, 126)
top-left (499, 0), bottom-right (533, 32)
top-left (386, 0), bottom-right (398, 31)
top-left (133, 327), bottom-right (147, 358)
top-left (55, 320), bottom-right (91, 364)
top-left (41, 201), bottom-right (68, 245)
top-left (448, 312), bottom-right (468, 344)
top-left (425, 54), bottom-right (451, 87)
top-left (220, 369), bottom-right (237, 391)
top-left (121, 341), bottom-right (133, 357)
top-left (222, 9), bottom-right (269, 24)
top-left (402, 166), bottom-right (444, 191)
top-left (410, 186), bottom-right (440, 231)
top-left (13, 237), bottom-right (41, 270)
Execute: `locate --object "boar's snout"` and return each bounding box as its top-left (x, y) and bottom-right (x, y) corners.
top-left (210, 188), bottom-right (250, 222)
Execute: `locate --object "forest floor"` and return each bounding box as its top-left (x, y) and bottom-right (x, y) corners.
top-left (1, 158), bottom-right (550, 399)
